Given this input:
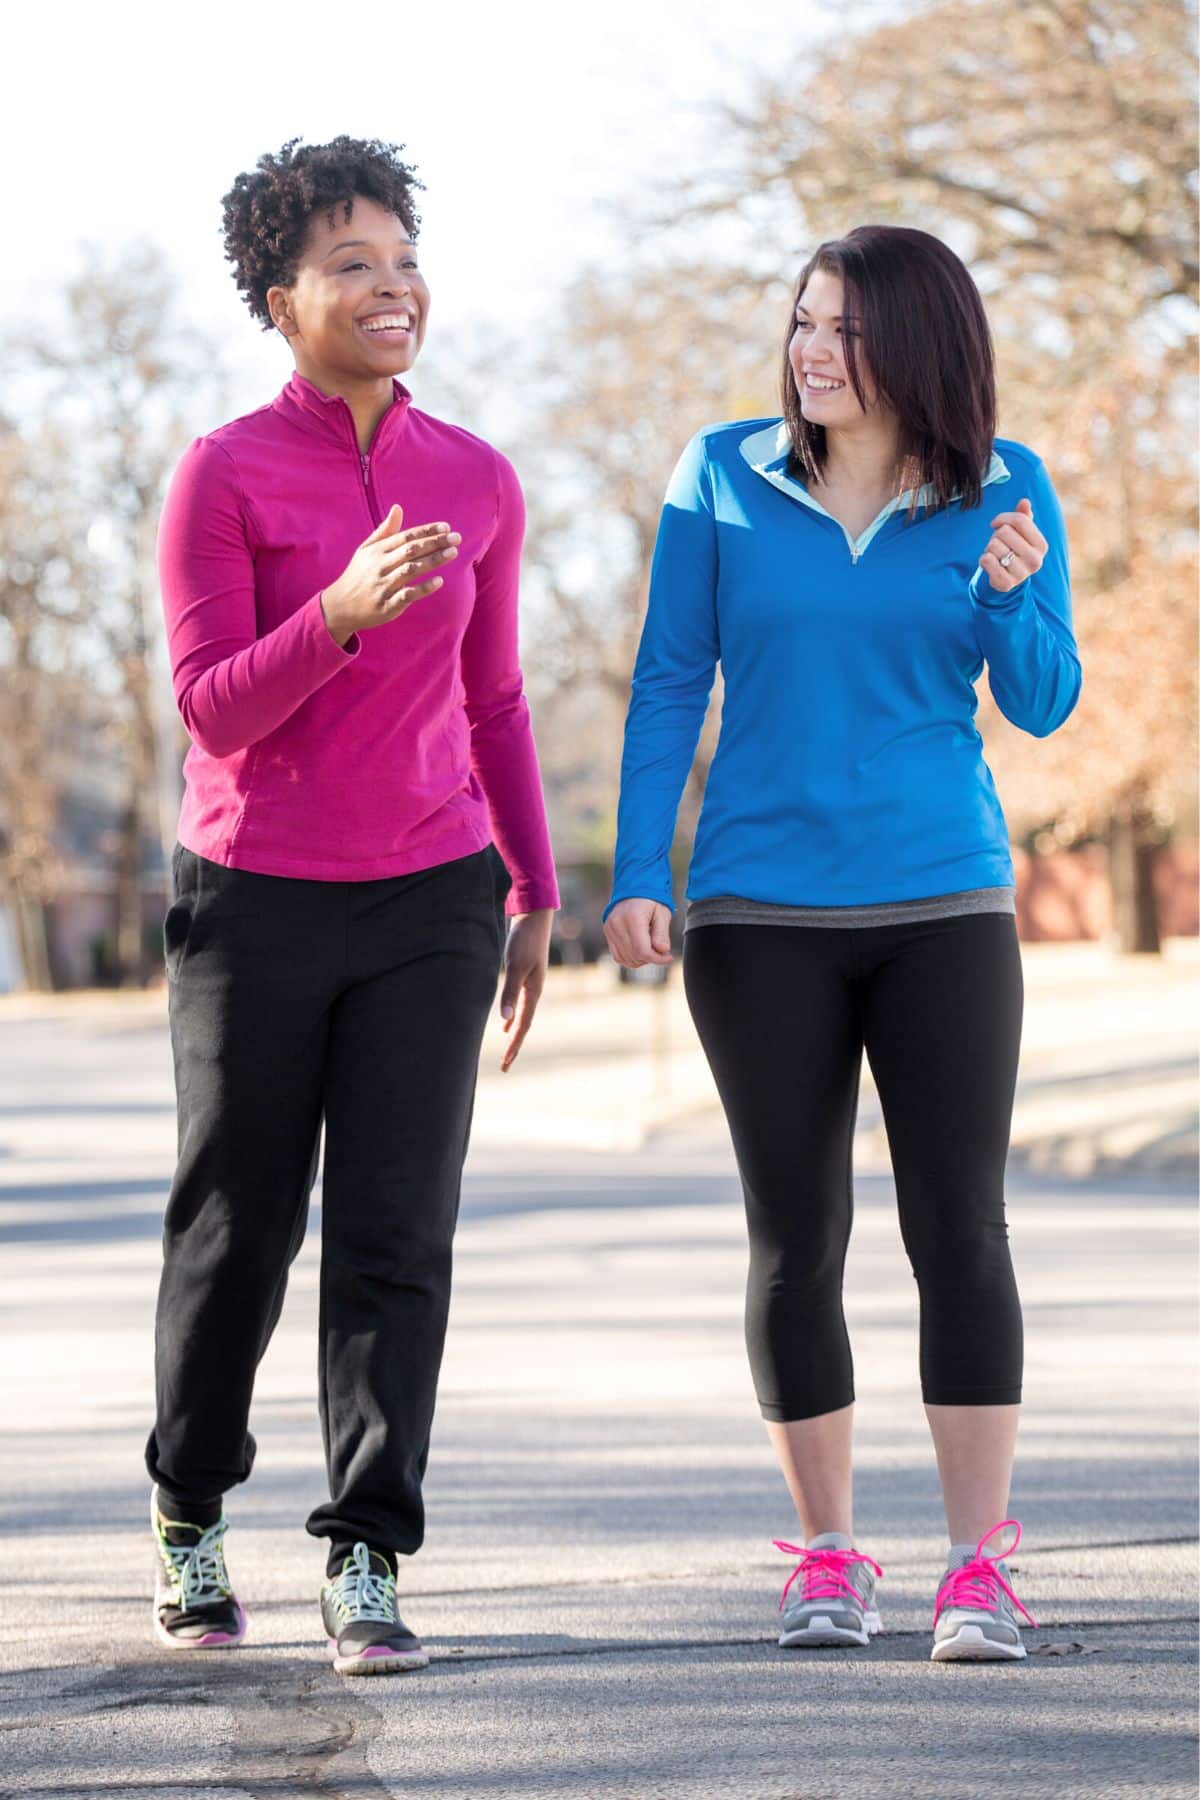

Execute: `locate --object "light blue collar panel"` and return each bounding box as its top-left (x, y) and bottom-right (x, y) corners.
top-left (738, 421), bottom-right (1010, 560)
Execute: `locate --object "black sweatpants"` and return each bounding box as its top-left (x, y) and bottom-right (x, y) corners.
top-left (683, 913), bottom-right (1024, 1421)
top-left (145, 842), bottom-right (510, 1561)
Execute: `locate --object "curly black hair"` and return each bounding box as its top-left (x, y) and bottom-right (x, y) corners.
top-left (221, 136), bottom-right (424, 331)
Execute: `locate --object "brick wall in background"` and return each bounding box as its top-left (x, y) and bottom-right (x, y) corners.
top-left (1013, 844), bottom-right (1198, 942)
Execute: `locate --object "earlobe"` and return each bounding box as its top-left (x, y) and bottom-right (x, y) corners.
top-left (266, 286), bottom-right (297, 337)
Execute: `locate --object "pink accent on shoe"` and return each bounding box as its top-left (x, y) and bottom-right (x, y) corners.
top-left (156, 1602), bottom-right (246, 1651)
top-left (933, 1520), bottom-right (1037, 1628)
top-left (327, 1636), bottom-right (423, 1661)
top-left (772, 1540), bottom-right (884, 1612)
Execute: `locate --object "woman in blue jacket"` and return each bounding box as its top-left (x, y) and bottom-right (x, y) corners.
top-left (604, 225), bottom-right (1080, 1663)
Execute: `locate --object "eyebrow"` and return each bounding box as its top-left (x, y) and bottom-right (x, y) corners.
top-left (796, 304), bottom-right (854, 320)
top-left (323, 239), bottom-right (416, 259)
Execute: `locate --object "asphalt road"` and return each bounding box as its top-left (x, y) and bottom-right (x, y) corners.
top-left (0, 999), bottom-right (1195, 1799)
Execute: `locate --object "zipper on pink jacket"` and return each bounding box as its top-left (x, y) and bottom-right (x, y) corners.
top-left (359, 450), bottom-right (383, 527)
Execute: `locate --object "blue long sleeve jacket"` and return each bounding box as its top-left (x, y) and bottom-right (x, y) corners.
top-left (606, 420), bottom-right (1081, 916)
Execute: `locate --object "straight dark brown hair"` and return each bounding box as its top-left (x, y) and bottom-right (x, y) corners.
top-left (781, 225), bottom-right (997, 515)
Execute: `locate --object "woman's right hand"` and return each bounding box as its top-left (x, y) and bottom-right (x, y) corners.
top-left (320, 504), bottom-right (461, 646)
top-left (604, 898), bottom-right (674, 969)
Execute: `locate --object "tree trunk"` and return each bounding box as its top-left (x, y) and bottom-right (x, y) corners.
top-left (8, 882), bottom-right (54, 991)
top-left (1109, 806), bottom-right (1163, 955)
top-left (113, 697), bottom-right (162, 987)
top-left (113, 789), bottom-right (145, 986)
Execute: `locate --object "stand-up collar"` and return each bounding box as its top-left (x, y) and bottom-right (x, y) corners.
top-left (739, 421), bottom-right (1008, 510)
top-left (273, 371), bottom-right (414, 455)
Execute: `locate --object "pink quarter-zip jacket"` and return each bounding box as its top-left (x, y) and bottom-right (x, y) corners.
top-left (157, 372), bottom-right (559, 913)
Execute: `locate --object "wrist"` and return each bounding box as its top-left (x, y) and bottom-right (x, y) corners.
top-left (319, 585), bottom-right (355, 648)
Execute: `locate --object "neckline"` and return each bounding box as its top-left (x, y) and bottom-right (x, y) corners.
top-left (737, 421), bottom-right (1010, 560)
top-left (276, 371), bottom-right (413, 456)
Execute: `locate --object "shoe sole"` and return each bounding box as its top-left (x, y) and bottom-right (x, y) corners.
top-left (931, 1624), bottom-right (1026, 1662)
top-left (327, 1637), bottom-right (430, 1677)
top-left (779, 1609), bottom-right (882, 1649)
top-left (153, 1603), bottom-right (247, 1651)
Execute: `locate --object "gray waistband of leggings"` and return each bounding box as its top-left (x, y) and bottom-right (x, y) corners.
top-left (684, 887), bottom-right (1017, 932)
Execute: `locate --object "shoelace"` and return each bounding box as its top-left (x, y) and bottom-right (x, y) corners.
top-left (773, 1540), bottom-right (884, 1612)
top-left (159, 1518), bottom-right (233, 1610)
top-left (326, 1541), bottom-right (397, 1626)
top-left (933, 1519), bottom-right (1037, 1627)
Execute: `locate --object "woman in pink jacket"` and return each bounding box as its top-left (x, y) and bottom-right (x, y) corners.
top-left (145, 135), bottom-right (559, 1676)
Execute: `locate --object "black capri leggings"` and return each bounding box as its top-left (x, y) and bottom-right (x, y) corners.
top-left (683, 913), bottom-right (1024, 1420)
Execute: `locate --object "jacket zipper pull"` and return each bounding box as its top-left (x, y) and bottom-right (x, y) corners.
top-left (360, 453), bottom-right (370, 486)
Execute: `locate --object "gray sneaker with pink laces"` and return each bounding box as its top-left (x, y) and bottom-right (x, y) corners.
top-left (774, 1532), bottom-right (884, 1648)
top-left (931, 1520), bottom-right (1036, 1662)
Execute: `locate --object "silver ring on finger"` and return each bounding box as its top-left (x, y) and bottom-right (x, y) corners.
top-left (998, 549), bottom-right (1016, 569)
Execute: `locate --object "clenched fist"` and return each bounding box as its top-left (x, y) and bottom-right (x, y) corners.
top-left (978, 497), bottom-right (1047, 593)
top-left (604, 898), bottom-right (674, 970)
top-left (320, 504), bottom-right (460, 646)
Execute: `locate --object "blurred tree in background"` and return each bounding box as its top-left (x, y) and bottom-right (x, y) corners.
top-left (520, 0), bottom-right (1196, 951)
top-left (0, 421), bottom-right (77, 988)
top-left (514, 264), bottom-right (780, 862)
top-left (703, 0), bottom-right (1196, 950)
top-left (0, 247), bottom-right (227, 986)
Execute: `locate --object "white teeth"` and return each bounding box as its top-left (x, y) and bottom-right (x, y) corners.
top-left (806, 374), bottom-right (844, 391)
top-left (362, 315), bottom-right (412, 332)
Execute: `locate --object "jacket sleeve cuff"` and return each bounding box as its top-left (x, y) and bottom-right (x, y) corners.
top-left (507, 879), bottom-right (560, 917)
top-left (968, 563), bottom-right (1031, 612)
top-left (602, 882), bottom-right (676, 923)
top-left (310, 593), bottom-right (361, 660)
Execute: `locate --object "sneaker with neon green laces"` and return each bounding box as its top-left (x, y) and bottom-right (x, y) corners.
top-left (321, 1542), bottom-right (429, 1676)
top-left (151, 1486), bottom-right (246, 1650)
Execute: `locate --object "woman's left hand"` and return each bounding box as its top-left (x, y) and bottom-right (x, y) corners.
top-left (978, 497), bottom-right (1048, 593)
top-left (498, 910), bottom-right (554, 1071)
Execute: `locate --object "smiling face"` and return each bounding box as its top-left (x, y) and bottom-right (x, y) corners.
top-left (266, 194), bottom-right (429, 386)
top-left (788, 265), bottom-right (882, 429)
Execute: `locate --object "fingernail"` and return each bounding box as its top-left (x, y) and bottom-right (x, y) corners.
top-left (501, 1004), bottom-right (514, 1020)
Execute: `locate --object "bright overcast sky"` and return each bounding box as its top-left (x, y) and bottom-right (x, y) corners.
top-left (3, 0), bottom-right (901, 410)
